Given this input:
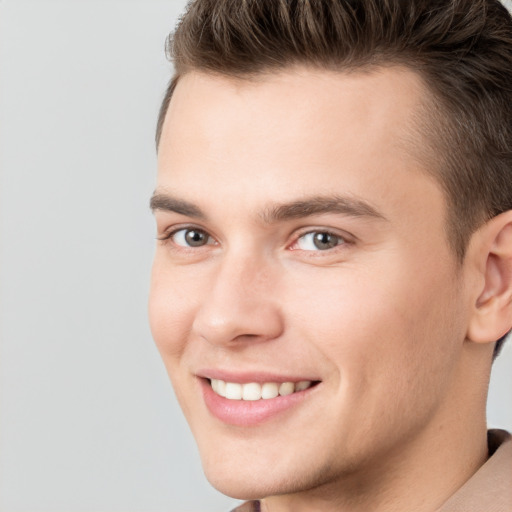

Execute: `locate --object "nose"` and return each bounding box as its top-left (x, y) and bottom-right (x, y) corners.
top-left (192, 254), bottom-right (284, 347)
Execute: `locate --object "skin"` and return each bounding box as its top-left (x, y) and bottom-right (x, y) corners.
top-left (149, 67), bottom-right (510, 511)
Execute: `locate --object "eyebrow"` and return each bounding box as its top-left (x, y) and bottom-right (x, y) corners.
top-left (150, 192), bottom-right (387, 223)
top-left (261, 195), bottom-right (387, 223)
top-left (150, 193), bottom-right (206, 219)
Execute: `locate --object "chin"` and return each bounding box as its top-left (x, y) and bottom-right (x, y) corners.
top-left (206, 476), bottom-right (268, 501)
top-left (200, 444), bottom-right (335, 501)
top-left (205, 470), bottom-right (304, 502)
top-left (199, 451), bottom-right (270, 499)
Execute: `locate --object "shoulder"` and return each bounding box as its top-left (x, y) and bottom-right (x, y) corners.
top-left (437, 429), bottom-right (512, 512)
top-left (230, 500), bottom-right (261, 512)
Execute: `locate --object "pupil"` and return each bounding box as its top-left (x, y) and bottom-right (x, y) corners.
top-left (313, 232), bottom-right (337, 250)
top-left (185, 230), bottom-right (206, 247)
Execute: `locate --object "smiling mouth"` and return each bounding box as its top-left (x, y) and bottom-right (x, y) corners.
top-left (209, 378), bottom-right (317, 401)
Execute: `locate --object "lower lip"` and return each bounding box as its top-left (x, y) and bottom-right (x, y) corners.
top-left (200, 379), bottom-right (317, 427)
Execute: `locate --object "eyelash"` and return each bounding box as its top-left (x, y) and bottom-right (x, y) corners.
top-left (157, 226), bottom-right (214, 245)
top-left (158, 225), bottom-right (353, 255)
top-left (289, 230), bottom-right (349, 252)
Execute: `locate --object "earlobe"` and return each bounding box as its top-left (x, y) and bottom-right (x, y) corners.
top-left (466, 211), bottom-right (512, 344)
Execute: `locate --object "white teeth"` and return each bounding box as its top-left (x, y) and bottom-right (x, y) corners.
top-left (211, 379), bottom-right (227, 397)
top-left (210, 379), bottom-right (313, 400)
top-left (261, 382), bottom-right (279, 399)
top-left (217, 379), bottom-right (226, 397)
top-left (242, 382), bottom-right (262, 401)
top-left (279, 382), bottom-right (295, 396)
top-left (225, 382), bottom-right (242, 400)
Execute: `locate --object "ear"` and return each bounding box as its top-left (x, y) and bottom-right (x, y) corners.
top-left (466, 210), bottom-right (512, 344)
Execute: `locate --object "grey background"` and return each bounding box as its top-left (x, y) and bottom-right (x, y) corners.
top-left (0, 1), bottom-right (510, 511)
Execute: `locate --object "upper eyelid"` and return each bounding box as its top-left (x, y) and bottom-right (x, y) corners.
top-left (157, 224), bottom-right (213, 240)
top-left (292, 226), bottom-right (355, 243)
top-left (157, 226), bottom-right (184, 241)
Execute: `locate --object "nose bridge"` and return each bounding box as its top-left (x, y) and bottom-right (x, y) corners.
top-left (192, 248), bottom-right (282, 345)
top-left (225, 249), bottom-right (271, 293)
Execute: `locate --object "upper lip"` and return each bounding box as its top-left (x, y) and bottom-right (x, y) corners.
top-left (196, 369), bottom-right (321, 384)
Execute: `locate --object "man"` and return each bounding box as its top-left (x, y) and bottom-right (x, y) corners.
top-left (149, 1), bottom-right (512, 510)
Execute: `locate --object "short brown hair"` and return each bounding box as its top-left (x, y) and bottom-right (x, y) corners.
top-left (156, 0), bottom-right (512, 355)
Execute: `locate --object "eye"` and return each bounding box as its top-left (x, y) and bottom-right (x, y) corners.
top-left (295, 231), bottom-right (346, 251)
top-left (170, 228), bottom-right (214, 248)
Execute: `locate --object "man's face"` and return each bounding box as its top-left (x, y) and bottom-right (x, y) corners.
top-left (150, 67), bottom-right (472, 499)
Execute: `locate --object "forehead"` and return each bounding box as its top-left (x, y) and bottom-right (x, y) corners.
top-left (156, 66), bottom-right (444, 227)
top-left (160, 66), bottom-right (429, 149)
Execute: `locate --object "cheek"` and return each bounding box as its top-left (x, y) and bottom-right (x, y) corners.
top-left (284, 254), bottom-right (462, 413)
top-left (148, 256), bottom-right (200, 364)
